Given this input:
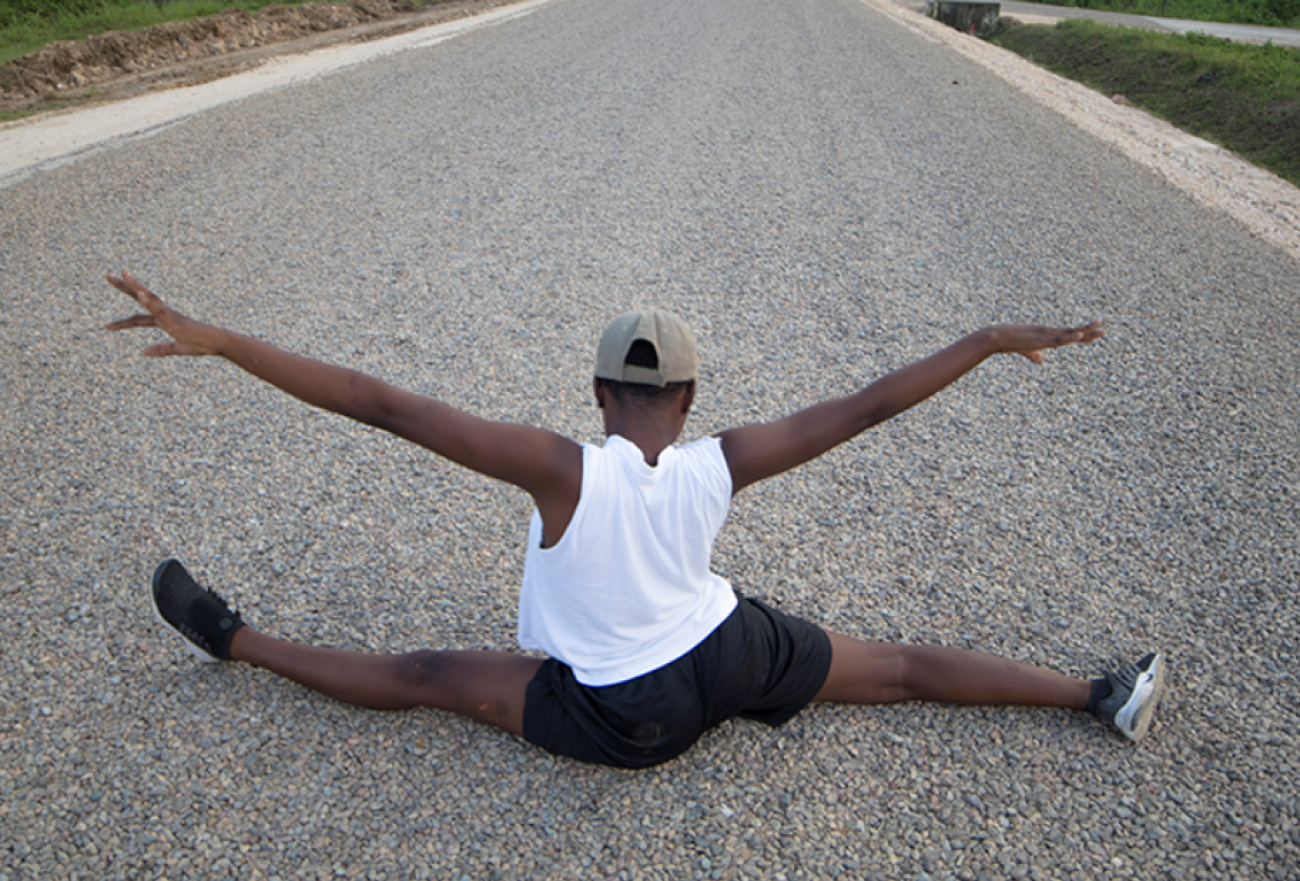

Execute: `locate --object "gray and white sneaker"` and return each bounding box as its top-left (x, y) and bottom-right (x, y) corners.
top-left (149, 559), bottom-right (245, 663)
top-left (1094, 653), bottom-right (1166, 741)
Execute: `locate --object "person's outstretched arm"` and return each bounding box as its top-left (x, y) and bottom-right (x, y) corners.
top-left (716, 322), bottom-right (1103, 494)
top-left (105, 271), bottom-right (581, 527)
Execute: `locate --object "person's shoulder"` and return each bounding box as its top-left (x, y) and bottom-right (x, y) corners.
top-left (676, 436), bottom-right (729, 480)
top-left (679, 435), bottom-right (723, 455)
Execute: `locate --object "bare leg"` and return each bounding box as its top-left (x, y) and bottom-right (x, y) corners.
top-left (814, 631), bottom-right (1090, 710)
top-left (228, 627), bottom-right (543, 737)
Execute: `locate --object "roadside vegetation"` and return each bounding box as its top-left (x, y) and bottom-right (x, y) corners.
top-left (990, 19), bottom-right (1300, 186)
top-left (2, 0), bottom-right (298, 65)
top-left (0, 0), bottom-right (433, 65)
top-left (1013, 0), bottom-right (1299, 28)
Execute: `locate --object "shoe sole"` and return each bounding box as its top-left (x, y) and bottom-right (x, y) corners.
top-left (1115, 653), bottom-right (1166, 741)
top-left (149, 559), bottom-right (221, 664)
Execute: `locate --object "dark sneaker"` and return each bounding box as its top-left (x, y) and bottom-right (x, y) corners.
top-left (149, 559), bottom-right (245, 663)
top-left (1095, 653), bottom-right (1166, 742)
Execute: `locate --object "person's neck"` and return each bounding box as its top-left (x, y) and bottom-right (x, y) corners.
top-left (595, 379), bottom-right (693, 466)
top-left (605, 417), bottom-right (678, 467)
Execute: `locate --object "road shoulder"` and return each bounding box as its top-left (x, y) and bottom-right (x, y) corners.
top-left (871, 0), bottom-right (1300, 263)
top-left (0, 0), bottom-right (553, 187)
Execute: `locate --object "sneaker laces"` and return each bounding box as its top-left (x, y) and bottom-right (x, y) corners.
top-left (1107, 660), bottom-right (1141, 692)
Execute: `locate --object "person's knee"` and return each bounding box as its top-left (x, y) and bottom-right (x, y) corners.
top-left (389, 649), bottom-right (454, 694)
top-left (859, 641), bottom-right (911, 695)
top-left (819, 636), bottom-right (909, 704)
top-left (388, 649), bottom-right (526, 730)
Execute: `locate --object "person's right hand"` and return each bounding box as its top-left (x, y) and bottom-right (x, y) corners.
top-left (990, 320), bottom-right (1104, 365)
top-left (105, 270), bottom-right (224, 357)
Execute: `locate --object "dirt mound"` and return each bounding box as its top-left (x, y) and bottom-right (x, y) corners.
top-left (0, 0), bottom-right (437, 108)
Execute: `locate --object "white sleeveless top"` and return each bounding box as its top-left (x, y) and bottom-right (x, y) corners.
top-left (517, 434), bottom-right (739, 686)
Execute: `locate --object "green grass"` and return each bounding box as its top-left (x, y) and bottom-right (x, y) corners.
top-left (989, 19), bottom-right (1300, 186)
top-left (1011, 0), bottom-right (1300, 28)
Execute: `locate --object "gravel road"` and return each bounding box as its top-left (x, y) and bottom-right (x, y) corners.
top-left (2, 0), bottom-right (1298, 877)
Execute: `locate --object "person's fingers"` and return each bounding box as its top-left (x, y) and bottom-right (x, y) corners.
top-left (1015, 320), bottom-right (1104, 364)
top-left (108, 270), bottom-right (164, 311)
top-left (1071, 320), bottom-right (1104, 342)
top-left (105, 314), bottom-right (156, 331)
top-left (107, 271), bottom-right (139, 295)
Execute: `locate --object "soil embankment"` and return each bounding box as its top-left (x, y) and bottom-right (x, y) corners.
top-left (0, 0), bottom-right (507, 113)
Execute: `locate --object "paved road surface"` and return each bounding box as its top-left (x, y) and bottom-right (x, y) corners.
top-left (2, 0), bottom-right (1298, 877)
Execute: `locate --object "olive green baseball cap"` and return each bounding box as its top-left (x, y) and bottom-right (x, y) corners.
top-left (595, 309), bottom-right (698, 387)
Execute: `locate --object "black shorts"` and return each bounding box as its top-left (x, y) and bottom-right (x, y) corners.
top-left (522, 596), bottom-right (832, 769)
